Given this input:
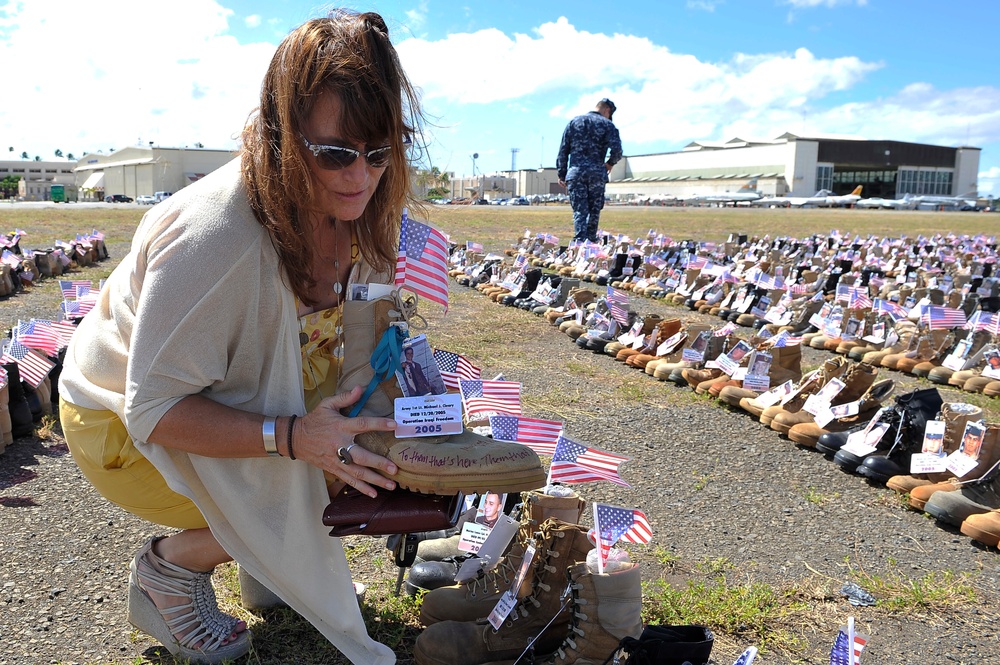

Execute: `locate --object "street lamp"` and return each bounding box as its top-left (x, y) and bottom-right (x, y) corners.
top-left (471, 152), bottom-right (479, 176)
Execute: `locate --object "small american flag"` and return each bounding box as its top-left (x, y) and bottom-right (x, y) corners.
top-left (90, 229), bottom-right (105, 242)
top-left (609, 301), bottom-right (630, 327)
top-left (61, 301), bottom-right (81, 320)
top-left (0, 365), bottom-right (7, 390)
top-left (60, 280), bottom-right (92, 299)
top-left (829, 620), bottom-right (867, 665)
top-left (687, 256), bottom-right (707, 270)
top-left (489, 415), bottom-right (563, 455)
top-left (607, 286), bottom-right (629, 305)
top-left (873, 298), bottom-right (907, 322)
top-left (0, 340), bottom-right (54, 388)
top-left (922, 306), bottom-right (967, 330)
top-left (459, 379), bottom-right (521, 419)
top-left (965, 310), bottom-right (999, 332)
top-left (466, 241), bottom-right (484, 253)
top-left (49, 320), bottom-right (78, 347)
top-left (594, 502), bottom-right (651, 570)
top-left (1, 249), bottom-right (20, 268)
top-left (394, 211), bottom-right (450, 311)
top-left (433, 349), bottom-right (481, 391)
top-left (714, 322), bottom-right (737, 337)
top-left (16, 321), bottom-right (61, 356)
top-left (847, 286), bottom-right (872, 310)
top-left (731, 646), bottom-right (758, 665)
top-left (549, 436), bottom-right (630, 486)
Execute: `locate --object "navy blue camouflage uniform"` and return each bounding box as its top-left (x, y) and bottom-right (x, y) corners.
top-left (556, 110), bottom-right (623, 242)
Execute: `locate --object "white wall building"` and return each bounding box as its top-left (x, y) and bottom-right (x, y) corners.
top-left (606, 133), bottom-right (981, 202)
top-left (75, 146), bottom-right (236, 201)
top-left (0, 159), bottom-right (78, 201)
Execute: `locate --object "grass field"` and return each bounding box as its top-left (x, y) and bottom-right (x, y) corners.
top-left (2, 202), bottom-right (998, 664)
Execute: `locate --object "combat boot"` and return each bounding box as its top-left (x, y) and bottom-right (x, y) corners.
top-left (757, 356), bottom-right (848, 428)
top-left (887, 402), bottom-right (981, 495)
top-left (480, 561), bottom-right (644, 665)
top-left (0, 380), bottom-right (12, 448)
top-left (413, 489), bottom-right (586, 603)
top-left (908, 419), bottom-right (1000, 510)
top-left (786, 377), bottom-right (895, 447)
top-left (647, 324), bottom-right (711, 377)
top-left (717, 342), bottom-right (803, 407)
top-left (413, 521), bottom-right (592, 665)
top-left (419, 513), bottom-right (589, 625)
top-left (3, 363), bottom-right (33, 439)
top-left (339, 290), bottom-right (544, 495)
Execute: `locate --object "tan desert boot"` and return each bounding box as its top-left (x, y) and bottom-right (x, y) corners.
top-left (887, 402), bottom-right (982, 495)
top-left (770, 361), bottom-right (877, 434)
top-left (758, 357), bottom-right (848, 427)
top-left (909, 422), bottom-right (1000, 510)
top-left (419, 494), bottom-right (586, 626)
top-left (475, 561), bottom-right (644, 665)
top-left (786, 378), bottom-right (895, 447)
top-left (413, 521), bottom-right (593, 665)
top-left (340, 290), bottom-right (544, 495)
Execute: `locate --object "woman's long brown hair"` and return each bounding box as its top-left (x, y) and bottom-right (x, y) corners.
top-left (241, 10), bottom-right (423, 304)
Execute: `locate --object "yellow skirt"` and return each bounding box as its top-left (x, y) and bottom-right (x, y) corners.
top-left (59, 399), bottom-right (208, 530)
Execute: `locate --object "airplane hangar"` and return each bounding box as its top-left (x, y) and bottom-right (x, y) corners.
top-left (605, 132), bottom-right (980, 203)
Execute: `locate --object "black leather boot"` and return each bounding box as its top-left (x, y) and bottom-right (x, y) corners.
top-left (3, 363), bottom-right (34, 439)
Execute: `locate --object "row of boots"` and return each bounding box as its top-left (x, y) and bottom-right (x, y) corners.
top-left (0, 360), bottom-right (57, 455)
top-left (411, 488), bottom-right (647, 665)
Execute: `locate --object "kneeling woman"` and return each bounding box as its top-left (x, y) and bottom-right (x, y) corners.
top-left (59, 11), bottom-right (419, 664)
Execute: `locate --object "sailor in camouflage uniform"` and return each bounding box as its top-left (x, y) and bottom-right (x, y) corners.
top-left (556, 98), bottom-right (623, 243)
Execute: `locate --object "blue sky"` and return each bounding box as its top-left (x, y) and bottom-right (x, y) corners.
top-left (3, 0), bottom-right (999, 193)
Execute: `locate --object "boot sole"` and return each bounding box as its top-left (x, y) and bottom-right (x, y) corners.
top-left (960, 522), bottom-right (1000, 547)
top-left (787, 429), bottom-right (820, 446)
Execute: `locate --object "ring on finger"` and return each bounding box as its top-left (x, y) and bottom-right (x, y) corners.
top-left (337, 444), bottom-right (356, 465)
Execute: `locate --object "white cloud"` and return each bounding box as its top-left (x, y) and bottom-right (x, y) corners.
top-left (686, 0), bottom-right (723, 11)
top-left (782, 0), bottom-right (867, 7)
top-left (979, 166), bottom-right (1000, 195)
top-left (245, 14), bottom-right (261, 28)
top-left (398, 18), bottom-right (881, 146)
top-left (404, 1), bottom-right (429, 35)
top-left (1, 0), bottom-right (273, 157)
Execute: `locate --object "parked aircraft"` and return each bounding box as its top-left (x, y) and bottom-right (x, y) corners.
top-left (856, 194), bottom-right (917, 210)
top-left (752, 188), bottom-right (829, 208)
top-left (753, 185), bottom-right (862, 208)
top-left (684, 178), bottom-right (762, 205)
top-left (821, 185), bottom-right (864, 207)
top-left (909, 191), bottom-right (979, 210)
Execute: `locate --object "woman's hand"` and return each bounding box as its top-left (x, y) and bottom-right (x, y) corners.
top-left (292, 385), bottom-right (398, 497)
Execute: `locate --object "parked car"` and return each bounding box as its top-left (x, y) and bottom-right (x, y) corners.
top-left (154, 191), bottom-right (173, 202)
top-left (104, 194), bottom-right (133, 203)
top-left (136, 195), bottom-right (156, 205)
top-left (506, 197), bottom-right (529, 206)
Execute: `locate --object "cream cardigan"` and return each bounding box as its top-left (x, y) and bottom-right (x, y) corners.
top-left (59, 158), bottom-right (396, 664)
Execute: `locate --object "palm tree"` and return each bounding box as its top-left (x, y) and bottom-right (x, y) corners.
top-left (66, 153), bottom-right (75, 161)
top-left (54, 149), bottom-right (63, 158)
top-left (33, 155), bottom-right (41, 161)
top-left (20, 151), bottom-right (28, 160)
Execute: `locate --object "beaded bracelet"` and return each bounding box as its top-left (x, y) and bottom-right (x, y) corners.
top-left (286, 414), bottom-right (297, 460)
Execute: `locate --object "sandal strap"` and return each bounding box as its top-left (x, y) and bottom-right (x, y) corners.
top-left (134, 538), bottom-right (240, 651)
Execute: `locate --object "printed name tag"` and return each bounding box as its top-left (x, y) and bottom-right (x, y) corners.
top-left (841, 423), bottom-right (889, 457)
top-left (910, 452), bottom-right (947, 474)
top-left (945, 451), bottom-right (980, 478)
top-left (394, 394), bottom-right (464, 438)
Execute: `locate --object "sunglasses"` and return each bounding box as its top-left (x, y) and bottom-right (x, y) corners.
top-left (301, 136), bottom-right (392, 170)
